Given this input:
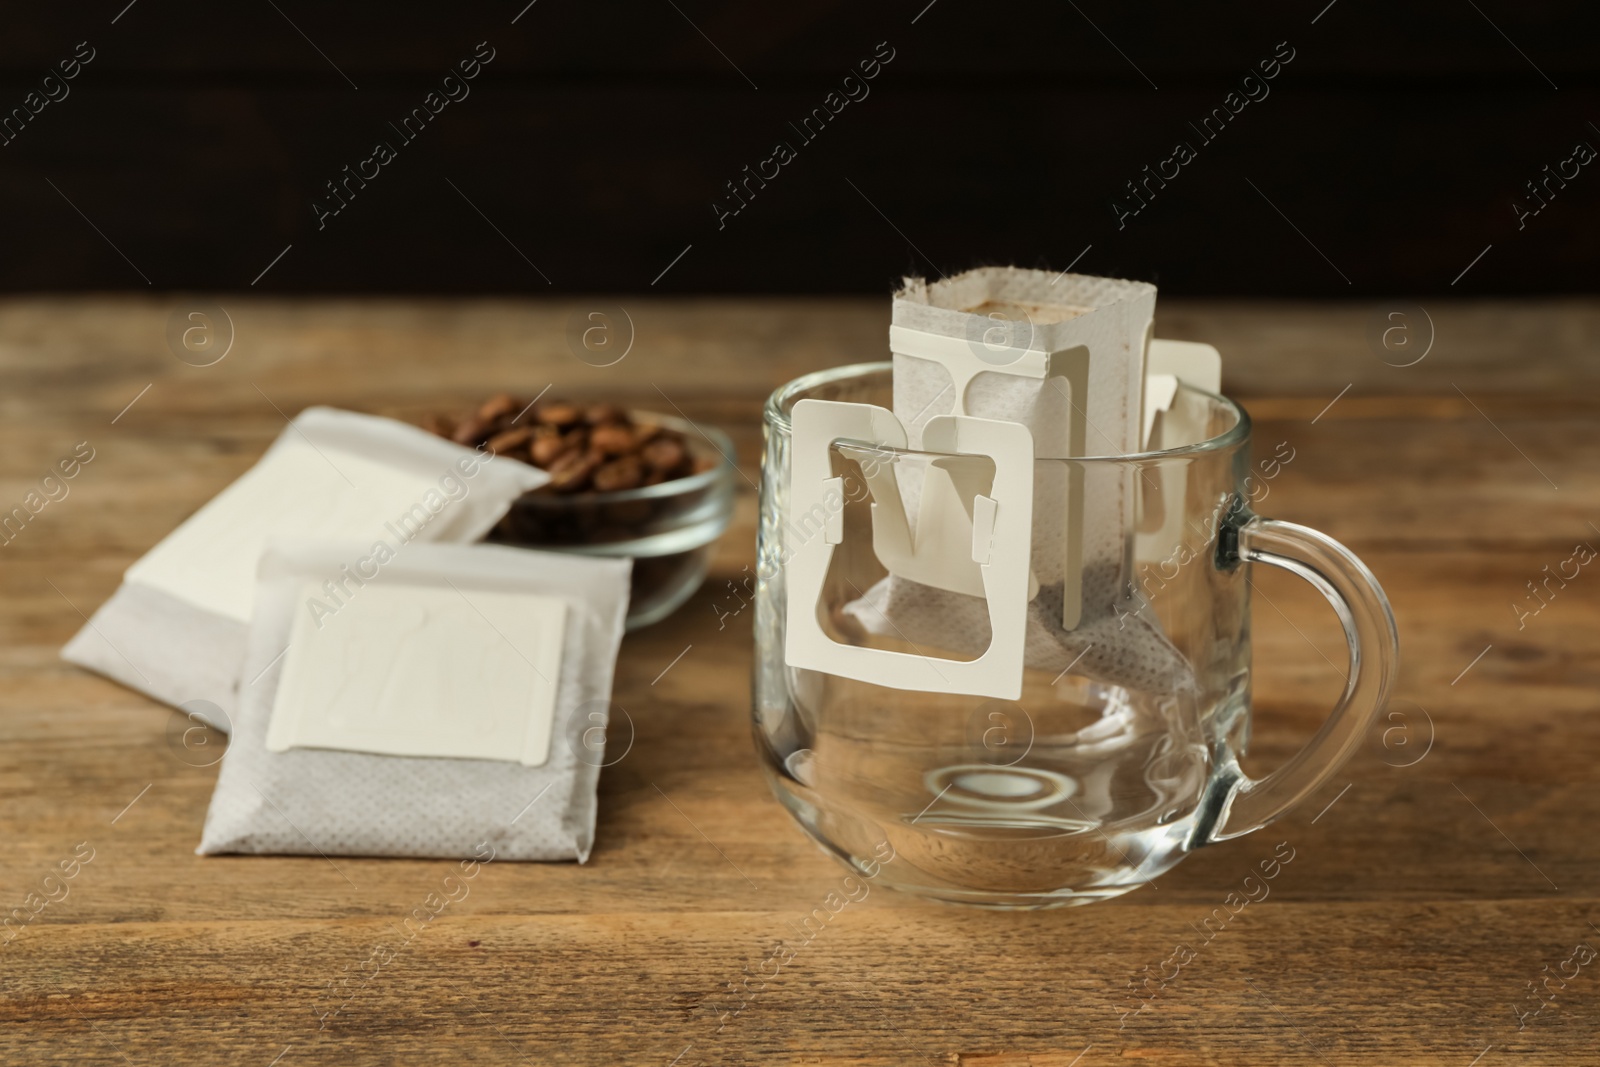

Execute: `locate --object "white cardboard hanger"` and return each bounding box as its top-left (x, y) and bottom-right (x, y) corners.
top-left (1143, 339), bottom-right (1222, 443)
top-left (1138, 339), bottom-right (1224, 553)
top-left (785, 398), bottom-right (1035, 701)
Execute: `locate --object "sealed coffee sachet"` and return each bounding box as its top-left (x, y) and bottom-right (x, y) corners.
top-left (837, 267), bottom-right (1199, 694)
top-left (198, 540), bottom-right (631, 861)
top-left (61, 407), bottom-right (548, 729)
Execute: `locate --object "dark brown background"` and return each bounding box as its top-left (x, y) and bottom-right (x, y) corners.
top-left (1, 0), bottom-right (1595, 295)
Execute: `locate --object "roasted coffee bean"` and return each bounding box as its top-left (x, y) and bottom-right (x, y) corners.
top-left (641, 436), bottom-right (686, 473)
top-left (530, 426), bottom-right (566, 466)
top-left (587, 403), bottom-right (627, 425)
top-left (592, 455), bottom-right (644, 492)
top-left (560, 426), bottom-right (589, 456)
top-left (485, 426), bottom-right (534, 454)
top-left (547, 450), bottom-right (600, 492)
top-left (451, 416), bottom-right (491, 446)
top-left (478, 393), bottom-right (521, 423)
top-left (589, 423), bottom-right (634, 456)
top-left (538, 402), bottom-right (582, 428)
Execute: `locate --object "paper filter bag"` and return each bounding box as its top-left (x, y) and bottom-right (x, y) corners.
top-left (840, 268), bottom-right (1198, 693)
top-left (62, 407), bottom-right (548, 729)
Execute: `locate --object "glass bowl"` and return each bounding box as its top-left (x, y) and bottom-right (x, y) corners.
top-left (487, 413), bottom-right (736, 629)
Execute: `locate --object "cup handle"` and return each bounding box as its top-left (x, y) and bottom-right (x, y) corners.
top-left (1203, 514), bottom-right (1400, 843)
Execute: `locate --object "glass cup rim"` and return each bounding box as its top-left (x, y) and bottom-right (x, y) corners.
top-left (764, 360), bottom-right (1251, 464)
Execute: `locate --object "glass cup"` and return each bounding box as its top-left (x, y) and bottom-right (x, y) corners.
top-left (753, 363), bottom-right (1398, 909)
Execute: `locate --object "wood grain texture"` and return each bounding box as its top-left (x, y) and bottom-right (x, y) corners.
top-left (0, 297), bottom-right (1596, 1065)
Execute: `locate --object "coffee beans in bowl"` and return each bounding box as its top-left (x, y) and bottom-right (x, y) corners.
top-left (420, 394), bottom-right (736, 629)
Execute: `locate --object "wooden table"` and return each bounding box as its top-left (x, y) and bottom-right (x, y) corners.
top-left (2, 296), bottom-right (1596, 1065)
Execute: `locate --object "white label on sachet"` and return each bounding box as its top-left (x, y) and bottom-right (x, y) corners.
top-left (265, 580), bottom-right (566, 767)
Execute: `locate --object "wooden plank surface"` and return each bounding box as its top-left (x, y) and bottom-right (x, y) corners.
top-left (1, 296), bottom-right (1597, 1065)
